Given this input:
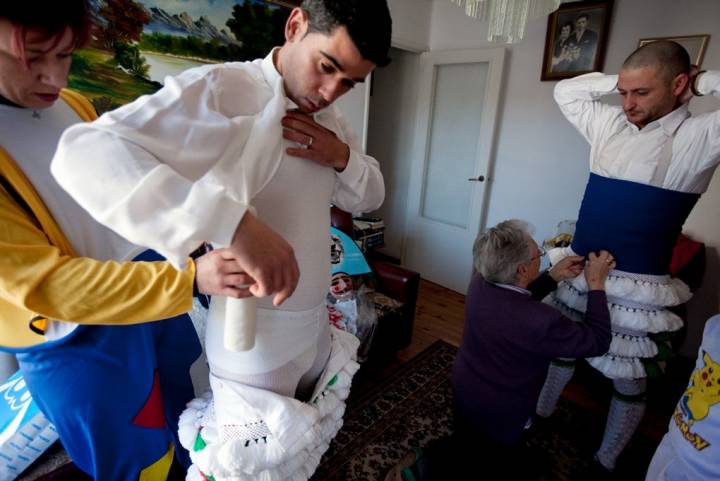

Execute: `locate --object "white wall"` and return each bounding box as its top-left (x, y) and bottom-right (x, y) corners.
top-left (379, 0), bottom-right (719, 355)
top-left (367, 48), bottom-right (421, 258)
top-left (388, 0), bottom-right (432, 51)
top-left (335, 81), bottom-right (369, 151)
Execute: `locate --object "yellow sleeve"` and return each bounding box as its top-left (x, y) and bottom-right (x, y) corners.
top-left (0, 188), bottom-right (194, 326)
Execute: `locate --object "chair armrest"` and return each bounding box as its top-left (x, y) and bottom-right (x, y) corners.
top-left (331, 206), bottom-right (354, 236)
top-left (368, 258), bottom-right (420, 350)
top-left (368, 259), bottom-right (419, 303)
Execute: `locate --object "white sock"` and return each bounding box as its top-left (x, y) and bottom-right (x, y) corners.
top-left (536, 359), bottom-right (575, 418)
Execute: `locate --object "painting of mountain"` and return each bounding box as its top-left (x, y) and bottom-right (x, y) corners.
top-left (144, 8), bottom-right (236, 44)
top-left (70, 0), bottom-right (292, 114)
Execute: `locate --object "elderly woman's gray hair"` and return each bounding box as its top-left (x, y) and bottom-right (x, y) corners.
top-left (473, 219), bottom-right (534, 285)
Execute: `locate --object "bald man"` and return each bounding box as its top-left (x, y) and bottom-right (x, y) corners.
top-left (536, 41), bottom-right (720, 472)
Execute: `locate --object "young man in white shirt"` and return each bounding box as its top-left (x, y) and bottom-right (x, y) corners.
top-left (536, 40), bottom-right (720, 472)
top-left (52, 1), bottom-right (391, 480)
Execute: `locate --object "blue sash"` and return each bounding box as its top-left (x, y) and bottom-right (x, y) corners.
top-left (571, 173), bottom-right (700, 275)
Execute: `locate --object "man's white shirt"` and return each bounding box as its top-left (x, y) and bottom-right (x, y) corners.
top-left (51, 51), bottom-right (384, 269)
top-left (554, 71), bottom-right (720, 193)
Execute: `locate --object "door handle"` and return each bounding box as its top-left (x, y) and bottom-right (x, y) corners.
top-left (467, 175), bottom-right (485, 182)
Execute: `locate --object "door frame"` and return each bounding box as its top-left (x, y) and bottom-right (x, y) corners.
top-left (401, 47), bottom-right (506, 288)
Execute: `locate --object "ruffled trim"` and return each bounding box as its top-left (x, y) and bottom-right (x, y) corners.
top-left (553, 287), bottom-right (684, 334)
top-left (550, 296), bottom-right (658, 358)
top-left (178, 328), bottom-right (359, 481)
top-left (187, 465), bottom-right (203, 481)
top-left (609, 331), bottom-right (657, 358)
top-left (548, 247), bottom-right (692, 307)
top-left (568, 274), bottom-right (691, 307)
top-left (587, 353), bottom-right (646, 379)
top-left (548, 246), bottom-right (575, 266)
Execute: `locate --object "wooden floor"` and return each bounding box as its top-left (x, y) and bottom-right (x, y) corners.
top-left (397, 279), bottom-right (466, 362)
top-left (397, 279), bottom-right (687, 442)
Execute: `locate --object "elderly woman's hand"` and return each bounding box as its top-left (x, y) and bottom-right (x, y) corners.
top-left (549, 255), bottom-right (585, 282)
top-left (585, 250), bottom-right (616, 290)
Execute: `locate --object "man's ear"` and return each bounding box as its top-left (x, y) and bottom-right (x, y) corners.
top-left (672, 72), bottom-right (690, 97)
top-left (285, 7), bottom-right (308, 43)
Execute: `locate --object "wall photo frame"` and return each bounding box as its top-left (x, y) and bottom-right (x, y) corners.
top-left (541, 0), bottom-right (614, 81)
top-left (638, 35), bottom-right (710, 67)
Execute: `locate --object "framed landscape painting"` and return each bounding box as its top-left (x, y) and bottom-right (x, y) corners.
top-left (71, 0), bottom-right (294, 114)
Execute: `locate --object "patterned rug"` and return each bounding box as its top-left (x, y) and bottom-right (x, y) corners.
top-left (311, 340), bottom-right (661, 481)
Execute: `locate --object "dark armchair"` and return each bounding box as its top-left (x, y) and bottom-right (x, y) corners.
top-left (331, 207), bottom-right (420, 364)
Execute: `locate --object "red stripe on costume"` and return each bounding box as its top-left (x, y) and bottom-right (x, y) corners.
top-left (133, 369), bottom-right (166, 429)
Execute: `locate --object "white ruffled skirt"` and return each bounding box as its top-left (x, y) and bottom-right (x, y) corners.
top-left (547, 247), bottom-right (691, 379)
top-left (178, 327), bottom-right (360, 481)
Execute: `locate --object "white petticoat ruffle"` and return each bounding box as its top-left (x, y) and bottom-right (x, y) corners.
top-left (553, 285), bottom-right (684, 334)
top-left (587, 354), bottom-right (646, 379)
top-left (179, 327), bottom-right (360, 481)
top-left (546, 236), bottom-right (691, 380)
top-left (568, 274), bottom-right (691, 308)
top-left (550, 296), bottom-right (659, 359)
top-left (549, 246), bottom-right (692, 308)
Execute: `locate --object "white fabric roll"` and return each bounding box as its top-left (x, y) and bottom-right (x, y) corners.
top-left (223, 297), bottom-right (257, 351)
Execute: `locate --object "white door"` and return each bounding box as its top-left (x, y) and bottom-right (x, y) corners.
top-left (403, 48), bottom-right (506, 293)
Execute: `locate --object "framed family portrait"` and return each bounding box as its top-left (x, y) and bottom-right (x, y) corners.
top-left (638, 35), bottom-right (711, 67)
top-left (541, 0), bottom-right (614, 81)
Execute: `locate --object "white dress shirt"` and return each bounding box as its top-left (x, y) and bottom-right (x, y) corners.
top-left (554, 71), bottom-right (720, 194)
top-left (51, 51), bottom-right (384, 270)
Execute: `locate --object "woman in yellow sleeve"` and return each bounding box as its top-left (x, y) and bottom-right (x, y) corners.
top-left (0, 3), bottom-right (250, 479)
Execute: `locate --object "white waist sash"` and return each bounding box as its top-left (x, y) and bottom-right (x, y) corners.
top-left (206, 300), bottom-right (325, 375)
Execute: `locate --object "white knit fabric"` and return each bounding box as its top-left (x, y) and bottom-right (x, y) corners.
top-left (179, 327), bottom-right (359, 481)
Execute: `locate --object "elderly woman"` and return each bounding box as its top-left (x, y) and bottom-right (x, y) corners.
top-left (388, 219), bottom-right (615, 481)
top-left (454, 219), bottom-right (614, 447)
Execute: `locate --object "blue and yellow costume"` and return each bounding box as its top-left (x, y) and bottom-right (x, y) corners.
top-left (0, 90), bottom-right (201, 480)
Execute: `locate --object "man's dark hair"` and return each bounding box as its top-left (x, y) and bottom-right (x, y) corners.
top-left (623, 40), bottom-right (691, 82)
top-left (300, 0), bottom-right (392, 67)
top-left (575, 13), bottom-right (589, 22)
top-left (0, 1), bottom-right (92, 48)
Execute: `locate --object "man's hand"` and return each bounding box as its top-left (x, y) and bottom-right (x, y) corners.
top-left (549, 255), bottom-right (585, 282)
top-left (230, 211), bottom-right (300, 306)
top-left (584, 250), bottom-right (616, 291)
top-left (195, 248), bottom-right (255, 298)
top-left (282, 111), bottom-right (350, 171)
top-left (680, 65), bottom-right (701, 104)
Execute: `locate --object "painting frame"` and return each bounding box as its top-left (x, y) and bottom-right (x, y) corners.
top-left (265, 0), bottom-right (301, 8)
top-left (638, 34), bottom-right (710, 67)
top-left (541, 0), bottom-right (614, 81)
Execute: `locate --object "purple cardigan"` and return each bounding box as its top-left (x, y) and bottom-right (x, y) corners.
top-left (452, 272), bottom-right (611, 444)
